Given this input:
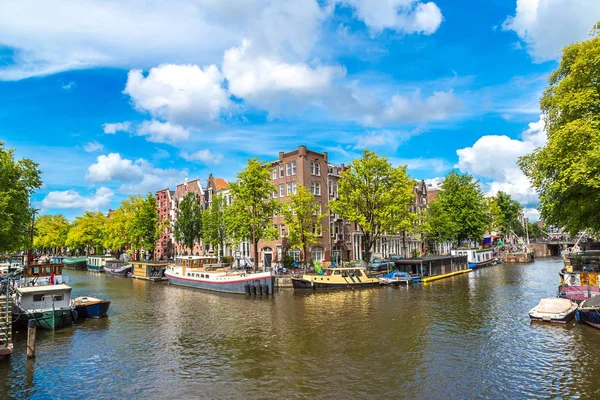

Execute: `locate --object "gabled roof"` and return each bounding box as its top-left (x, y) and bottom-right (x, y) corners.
top-left (213, 178), bottom-right (229, 191)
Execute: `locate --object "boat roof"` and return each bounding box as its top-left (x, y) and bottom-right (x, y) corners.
top-left (17, 284), bottom-right (72, 293)
top-left (88, 255), bottom-right (114, 258)
top-left (324, 266), bottom-right (366, 270)
top-left (176, 255), bottom-right (218, 260)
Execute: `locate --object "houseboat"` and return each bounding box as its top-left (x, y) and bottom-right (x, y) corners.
top-left (87, 255), bottom-right (116, 272)
top-left (63, 256), bottom-right (87, 270)
top-left (390, 255), bottom-right (469, 282)
top-left (165, 256), bottom-right (274, 294)
top-left (292, 266), bottom-right (380, 290)
top-left (451, 248), bottom-right (495, 269)
top-left (131, 261), bottom-right (168, 281)
top-left (559, 251), bottom-right (600, 302)
top-left (104, 259), bottom-right (132, 276)
top-left (13, 284), bottom-right (77, 330)
top-left (20, 263), bottom-right (66, 286)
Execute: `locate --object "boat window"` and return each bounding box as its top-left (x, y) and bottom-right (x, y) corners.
top-left (33, 294), bottom-right (44, 301)
top-left (53, 295), bottom-right (63, 301)
top-left (333, 270), bottom-right (341, 275)
top-left (341, 270), bottom-right (348, 277)
top-left (33, 267), bottom-right (39, 274)
top-left (205, 274), bottom-right (209, 279)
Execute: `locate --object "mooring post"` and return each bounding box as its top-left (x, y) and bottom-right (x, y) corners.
top-left (27, 319), bottom-right (36, 359)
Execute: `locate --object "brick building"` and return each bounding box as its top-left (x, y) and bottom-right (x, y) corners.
top-left (155, 188), bottom-right (175, 260)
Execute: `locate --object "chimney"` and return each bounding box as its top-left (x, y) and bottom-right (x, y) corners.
top-left (279, 151), bottom-right (284, 161)
top-left (323, 151), bottom-right (328, 162)
top-left (299, 145), bottom-right (307, 157)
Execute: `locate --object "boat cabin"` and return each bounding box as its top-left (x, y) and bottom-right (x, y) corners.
top-left (20, 263), bottom-right (65, 286)
top-left (393, 255), bottom-right (469, 280)
top-left (87, 255), bottom-right (115, 268)
top-left (131, 261), bottom-right (168, 281)
top-left (174, 256), bottom-right (220, 269)
top-left (451, 248), bottom-right (494, 264)
top-left (15, 284), bottom-right (73, 311)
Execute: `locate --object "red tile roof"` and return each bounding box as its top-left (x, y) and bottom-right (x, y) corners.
top-left (213, 178), bottom-right (229, 191)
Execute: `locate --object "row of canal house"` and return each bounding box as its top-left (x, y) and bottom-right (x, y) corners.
top-left (154, 145), bottom-right (444, 267)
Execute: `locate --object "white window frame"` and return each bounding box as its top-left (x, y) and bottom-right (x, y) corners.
top-left (291, 181), bottom-right (297, 194)
top-left (311, 246), bottom-right (324, 262)
top-left (287, 182), bottom-right (292, 196)
top-left (315, 162), bottom-right (320, 176)
top-left (311, 182), bottom-right (321, 196)
top-left (280, 224), bottom-right (286, 237)
top-left (291, 161), bottom-right (297, 175)
top-left (272, 167), bottom-right (277, 179)
top-left (279, 164), bottom-right (284, 178)
top-left (279, 184), bottom-right (284, 197)
top-left (286, 163), bottom-right (291, 176)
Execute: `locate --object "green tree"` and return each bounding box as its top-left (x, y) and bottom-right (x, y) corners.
top-left (66, 211), bottom-right (106, 254)
top-left (226, 158), bottom-right (279, 271)
top-left (0, 141), bottom-right (42, 253)
top-left (34, 214), bottom-right (70, 253)
top-left (103, 195), bottom-right (143, 255)
top-left (174, 191), bottom-right (203, 255)
top-left (488, 191), bottom-right (522, 237)
top-left (282, 184), bottom-right (326, 269)
top-left (428, 171), bottom-right (488, 245)
top-left (130, 193), bottom-right (160, 258)
top-left (519, 22), bottom-right (600, 235)
top-left (203, 193), bottom-right (228, 262)
top-left (527, 221), bottom-right (544, 240)
top-left (329, 149), bottom-right (415, 264)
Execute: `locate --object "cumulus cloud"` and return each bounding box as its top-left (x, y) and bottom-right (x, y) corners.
top-left (83, 141), bottom-right (104, 152)
top-left (223, 40), bottom-right (345, 112)
top-left (85, 153), bottom-right (143, 183)
top-left (338, 0), bottom-right (443, 34)
top-left (102, 121), bottom-right (132, 134)
top-left (118, 159), bottom-right (186, 195)
top-left (123, 64), bottom-right (230, 125)
top-left (456, 116), bottom-right (546, 206)
top-left (180, 149), bottom-right (223, 164)
top-left (41, 187), bottom-right (114, 210)
top-left (137, 120), bottom-right (190, 144)
top-left (354, 129), bottom-right (423, 150)
top-left (502, 0), bottom-right (600, 62)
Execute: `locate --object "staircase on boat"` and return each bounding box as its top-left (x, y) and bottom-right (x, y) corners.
top-left (0, 294), bottom-right (13, 358)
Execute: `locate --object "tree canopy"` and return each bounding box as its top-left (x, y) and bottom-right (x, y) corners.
top-left (130, 193), bottom-right (160, 257)
top-left (520, 23), bottom-right (600, 235)
top-left (427, 171), bottom-right (488, 245)
top-left (34, 214), bottom-right (70, 252)
top-left (330, 149), bottom-right (415, 264)
top-left (103, 195), bottom-right (143, 254)
top-left (226, 158), bottom-right (279, 270)
top-left (174, 191), bottom-right (203, 254)
top-left (487, 191), bottom-right (522, 237)
top-left (203, 193), bottom-right (229, 261)
top-left (282, 184), bottom-right (326, 268)
top-left (66, 211), bottom-right (106, 254)
top-left (0, 141), bottom-right (42, 253)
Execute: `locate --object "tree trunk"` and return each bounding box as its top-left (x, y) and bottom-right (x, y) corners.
top-left (253, 238), bottom-right (259, 273)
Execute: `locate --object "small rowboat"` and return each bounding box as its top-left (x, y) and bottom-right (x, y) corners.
top-left (73, 296), bottom-right (111, 319)
top-left (529, 298), bottom-right (577, 323)
top-left (378, 270), bottom-right (412, 285)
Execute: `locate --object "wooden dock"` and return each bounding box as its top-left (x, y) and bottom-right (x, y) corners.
top-left (0, 295), bottom-right (13, 358)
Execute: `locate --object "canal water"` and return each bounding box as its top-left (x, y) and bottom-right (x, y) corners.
top-left (2, 257), bottom-right (600, 399)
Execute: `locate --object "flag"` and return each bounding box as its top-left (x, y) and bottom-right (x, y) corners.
top-left (49, 271), bottom-right (55, 285)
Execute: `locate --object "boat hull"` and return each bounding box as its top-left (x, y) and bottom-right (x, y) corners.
top-left (14, 308), bottom-right (76, 330)
top-left (165, 271), bottom-right (274, 294)
top-left (87, 265), bottom-right (104, 272)
top-left (468, 259), bottom-right (495, 269)
top-left (104, 265), bottom-right (132, 276)
top-left (75, 301), bottom-right (110, 318)
top-left (63, 260), bottom-right (87, 270)
top-left (292, 277), bottom-right (380, 290)
top-left (529, 311), bottom-right (575, 324)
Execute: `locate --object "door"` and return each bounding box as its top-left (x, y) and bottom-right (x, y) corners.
top-left (264, 253), bottom-right (272, 268)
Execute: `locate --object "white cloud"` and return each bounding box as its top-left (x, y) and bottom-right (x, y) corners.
top-left (503, 0), bottom-right (600, 62)
top-left (373, 90), bottom-right (462, 124)
top-left (85, 153), bottom-right (143, 183)
top-left (41, 187), bottom-right (114, 210)
top-left (123, 64), bottom-right (230, 125)
top-left (118, 159), bottom-right (186, 195)
top-left (424, 177), bottom-right (443, 189)
top-left (61, 81), bottom-right (76, 91)
top-left (0, 0), bottom-right (327, 80)
top-left (83, 141), bottom-right (104, 153)
top-left (456, 116), bottom-right (546, 206)
top-left (180, 149), bottom-right (223, 164)
top-left (137, 120), bottom-right (190, 144)
top-left (223, 40), bottom-right (345, 112)
top-left (354, 129), bottom-right (422, 150)
top-left (102, 121), bottom-right (132, 134)
top-left (391, 156), bottom-right (451, 173)
top-left (338, 0), bottom-right (443, 34)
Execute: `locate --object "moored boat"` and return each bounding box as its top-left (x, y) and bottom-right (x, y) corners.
top-left (104, 259), bottom-right (132, 276)
top-left (576, 295), bottom-right (600, 329)
top-left (74, 296), bottom-right (111, 318)
top-left (165, 256), bottom-right (274, 294)
top-left (529, 298), bottom-right (578, 324)
top-left (292, 266), bottom-right (380, 290)
top-left (87, 255), bottom-right (114, 272)
top-left (378, 270), bottom-right (412, 285)
top-left (13, 284), bottom-right (77, 330)
top-left (131, 260), bottom-right (168, 281)
top-left (451, 248), bottom-right (495, 269)
top-left (63, 257), bottom-right (87, 270)
top-left (559, 285), bottom-right (600, 304)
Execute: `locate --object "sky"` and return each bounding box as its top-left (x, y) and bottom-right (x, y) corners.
top-left (1, 0), bottom-right (599, 221)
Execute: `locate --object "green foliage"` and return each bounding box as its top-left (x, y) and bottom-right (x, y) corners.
top-left (103, 195), bottom-right (143, 253)
top-left (174, 191), bottom-right (203, 253)
top-left (519, 23), bottom-right (600, 235)
top-left (283, 255), bottom-right (295, 269)
top-left (527, 222), bottom-right (544, 239)
top-left (131, 193), bottom-right (160, 255)
top-left (487, 191), bottom-right (522, 237)
top-left (282, 184), bottom-right (326, 267)
top-left (66, 211), bottom-right (106, 254)
top-left (225, 158), bottom-right (279, 270)
top-left (329, 149), bottom-right (415, 264)
top-left (427, 171), bottom-right (488, 244)
top-left (34, 214), bottom-right (70, 252)
top-left (203, 193), bottom-right (228, 261)
top-left (0, 141), bottom-right (42, 252)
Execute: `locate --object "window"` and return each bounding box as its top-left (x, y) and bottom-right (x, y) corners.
top-left (273, 190), bottom-right (278, 199)
top-left (313, 223), bottom-right (322, 236)
top-left (53, 295), bottom-right (63, 302)
top-left (315, 162), bottom-right (320, 176)
top-left (291, 181), bottom-right (297, 194)
top-left (286, 163), bottom-right (291, 176)
top-left (291, 161), bottom-right (297, 175)
top-left (279, 184), bottom-right (284, 197)
top-left (279, 164), bottom-right (284, 178)
top-left (33, 294), bottom-right (44, 302)
top-left (311, 247), bottom-right (324, 262)
top-left (311, 182), bottom-right (321, 196)
top-left (280, 224), bottom-right (286, 237)
top-left (329, 180), bottom-right (334, 196)
top-left (287, 182), bottom-right (292, 195)
top-left (310, 161), bottom-right (315, 175)
top-left (289, 249), bottom-right (301, 262)
top-left (272, 167), bottom-right (277, 179)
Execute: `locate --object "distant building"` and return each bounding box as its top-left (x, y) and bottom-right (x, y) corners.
top-left (155, 188), bottom-right (175, 260)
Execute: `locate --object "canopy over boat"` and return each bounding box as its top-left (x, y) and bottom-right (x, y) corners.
top-left (536, 298), bottom-right (576, 314)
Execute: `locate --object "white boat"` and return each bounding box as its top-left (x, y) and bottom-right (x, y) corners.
top-left (451, 248), bottom-right (495, 269)
top-left (13, 284), bottom-right (77, 330)
top-left (165, 256), bottom-right (274, 295)
top-left (529, 298), bottom-right (578, 323)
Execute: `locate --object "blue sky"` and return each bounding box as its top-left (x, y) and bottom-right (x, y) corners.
top-left (1, 0), bottom-right (599, 220)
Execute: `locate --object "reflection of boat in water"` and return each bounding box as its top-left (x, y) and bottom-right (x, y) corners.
top-left (74, 296), bottom-right (111, 318)
top-left (529, 298), bottom-right (577, 324)
top-left (577, 295), bottom-right (600, 329)
top-left (13, 284), bottom-right (77, 330)
top-left (165, 256), bottom-right (274, 294)
top-left (378, 270), bottom-right (412, 285)
top-left (292, 267), bottom-right (380, 290)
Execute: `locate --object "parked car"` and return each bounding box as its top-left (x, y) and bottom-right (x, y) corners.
top-left (368, 258), bottom-right (394, 271)
top-left (387, 255), bottom-right (405, 261)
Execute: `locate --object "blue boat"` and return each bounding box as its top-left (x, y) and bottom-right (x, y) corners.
top-left (577, 295), bottom-right (600, 329)
top-left (378, 270), bottom-right (412, 285)
top-left (73, 296), bottom-right (111, 318)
